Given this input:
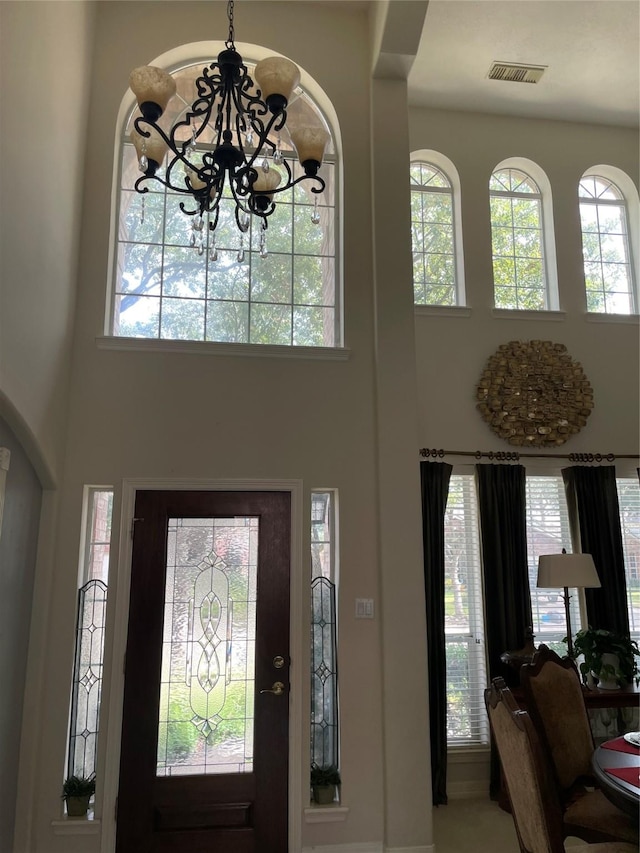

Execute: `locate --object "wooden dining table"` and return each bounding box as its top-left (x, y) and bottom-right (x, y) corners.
top-left (591, 734), bottom-right (640, 819)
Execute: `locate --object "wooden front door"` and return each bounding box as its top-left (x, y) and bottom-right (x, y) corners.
top-left (116, 490), bottom-right (291, 853)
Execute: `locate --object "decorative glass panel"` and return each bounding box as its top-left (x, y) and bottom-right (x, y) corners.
top-left (311, 576), bottom-right (338, 768)
top-left (68, 579), bottom-right (108, 779)
top-left (310, 491), bottom-right (339, 771)
top-left (157, 516), bottom-right (258, 776)
top-left (67, 488), bottom-right (113, 781)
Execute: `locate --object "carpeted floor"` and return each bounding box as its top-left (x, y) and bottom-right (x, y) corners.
top-left (432, 797), bottom-right (587, 852)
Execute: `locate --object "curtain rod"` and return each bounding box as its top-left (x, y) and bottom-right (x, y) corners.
top-left (419, 448), bottom-right (640, 462)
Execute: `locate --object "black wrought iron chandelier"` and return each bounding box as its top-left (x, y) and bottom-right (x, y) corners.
top-left (129, 0), bottom-right (328, 256)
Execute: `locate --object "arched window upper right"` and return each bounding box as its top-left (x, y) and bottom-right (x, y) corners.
top-left (579, 175), bottom-right (636, 314)
top-left (490, 168), bottom-right (548, 310)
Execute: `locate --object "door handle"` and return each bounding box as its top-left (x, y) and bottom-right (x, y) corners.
top-left (260, 681), bottom-right (285, 696)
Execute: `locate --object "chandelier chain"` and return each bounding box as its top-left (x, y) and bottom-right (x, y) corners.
top-left (226, 0), bottom-right (235, 49)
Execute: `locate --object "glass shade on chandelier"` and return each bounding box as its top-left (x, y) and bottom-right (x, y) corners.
top-left (127, 0), bottom-right (329, 249)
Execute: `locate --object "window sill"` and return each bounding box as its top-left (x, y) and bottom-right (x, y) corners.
top-left (491, 308), bottom-right (566, 321)
top-left (585, 312), bottom-right (639, 324)
top-left (415, 305), bottom-right (472, 318)
top-left (447, 746), bottom-right (491, 762)
top-left (304, 804), bottom-right (349, 823)
top-left (51, 814), bottom-right (100, 835)
top-left (96, 336), bottom-right (351, 362)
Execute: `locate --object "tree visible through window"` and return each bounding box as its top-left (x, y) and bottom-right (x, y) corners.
top-left (579, 176), bottom-right (635, 314)
top-left (410, 162), bottom-right (457, 305)
top-left (490, 168), bottom-right (547, 309)
top-left (113, 59), bottom-right (337, 347)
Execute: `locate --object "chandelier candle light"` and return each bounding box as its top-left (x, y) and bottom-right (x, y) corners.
top-left (128, 0), bottom-right (329, 259)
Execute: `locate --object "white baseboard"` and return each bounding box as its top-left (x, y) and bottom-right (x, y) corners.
top-left (302, 844), bottom-right (383, 853)
top-left (301, 843), bottom-right (434, 853)
top-left (386, 846), bottom-right (434, 853)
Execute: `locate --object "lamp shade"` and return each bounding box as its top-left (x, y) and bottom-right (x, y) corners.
top-left (129, 66), bottom-right (176, 115)
top-left (537, 552), bottom-right (601, 589)
top-left (252, 169), bottom-right (281, 196)
top-left (254, 57), bottom-right (300, 103)
top-left (290, 126), bottom-right (329, 168)
top-left (130, 128), bottom-right (169, 168)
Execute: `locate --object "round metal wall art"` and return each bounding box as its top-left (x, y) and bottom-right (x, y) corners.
top-left (476, 340), bottom-right (594, 447)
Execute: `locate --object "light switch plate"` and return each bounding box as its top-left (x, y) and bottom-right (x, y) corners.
top-left (355, 598), bottom-right (374, 619)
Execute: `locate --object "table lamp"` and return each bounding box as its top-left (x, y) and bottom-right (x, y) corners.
top-left (536, 549), bottom-right (601, 657)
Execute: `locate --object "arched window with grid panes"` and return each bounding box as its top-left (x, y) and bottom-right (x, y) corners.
top-left (410, 157), bottom-right (464, 306)
top-left (110, 49), bottom-right (340, 347)
top-left (490, 164), bottom-right (556, 310)
top-left (579, 172), bottom-right (637, 314)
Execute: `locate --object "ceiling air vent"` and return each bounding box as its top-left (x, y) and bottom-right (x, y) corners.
top-left (487, 61), bottom-right (546, 84)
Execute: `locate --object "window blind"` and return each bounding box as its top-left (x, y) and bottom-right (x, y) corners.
top-left (617, 477), bottom-right (640, 641)
top-left (525, 476), bottom-right (577, 653)
top-left (444, 475), bottom-right (489, 746)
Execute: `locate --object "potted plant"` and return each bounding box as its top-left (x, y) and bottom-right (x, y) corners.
top-left (62, 774), bottom-right (96, 817)
top-left (570, 627), bottom-right (640, 689)
top-left (310, 764), bottom-right (341, 805)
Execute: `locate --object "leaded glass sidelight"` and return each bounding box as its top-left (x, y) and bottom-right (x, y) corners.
top-left (68, 579), bottom-right (108, 779)
top-left (157, 517), bottom-right (258, 776)
top-left (67, 487), bottom-right (113, 781)
top-left (310, 491), bottom-right (339, 771)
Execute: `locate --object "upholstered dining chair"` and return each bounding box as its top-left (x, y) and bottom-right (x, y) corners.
top-left (520, 644), bottom-right (638, 846)
top-left (485, 677), bottom-right (637, 853)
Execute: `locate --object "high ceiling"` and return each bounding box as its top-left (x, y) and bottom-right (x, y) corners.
top-left (407, 0), bottom-right (640, 128)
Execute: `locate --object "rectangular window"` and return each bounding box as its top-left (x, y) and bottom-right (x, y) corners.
top-left (67, 488), bottom-right (113, 780)
top-left (444, 475), bottom-right (489, 746)
top-left (525, 476), bottom-right (578, 654)
top-left (310, 491), bottom-right (339, 771)
top-left (617, 477), bottom-right (640, 641)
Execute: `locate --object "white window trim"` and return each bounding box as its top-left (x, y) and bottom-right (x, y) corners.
top-left (580, 165), bottom-right (639, 315)
top-left (411, 149), bottom-right (466, 307)
top-left (491, 157), bottom-right (559, 311)
top-left (95, 335), bottom-right (351, 361)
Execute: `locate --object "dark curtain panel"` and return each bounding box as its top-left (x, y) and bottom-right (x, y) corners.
top-left (420, 461), bottom-right (453, 806)
top-left (562, 466), bottom-right (629, 635)
top-left (475, 463), bottom-right (532, 799)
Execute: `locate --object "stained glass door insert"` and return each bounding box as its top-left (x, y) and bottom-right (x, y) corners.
top-left (158, 517), bottom-right (258, 776)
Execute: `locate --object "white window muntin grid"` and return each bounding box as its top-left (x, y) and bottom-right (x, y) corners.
top-left (579, 186), bottom-right (635, 314)
top-left (411, 164), bottom-right (458, 306)
top-left (115, 150), bottom-right (336, 345)
top-left (490, 182), bottom-right (549, 310)
top-left (111, 58), bottom-right (340, 347)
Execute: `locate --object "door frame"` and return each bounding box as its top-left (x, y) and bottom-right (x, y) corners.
top-left (100, 478), bottom-right (304, 853)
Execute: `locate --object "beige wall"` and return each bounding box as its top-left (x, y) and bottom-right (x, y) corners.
top-left (14, 2), bottom-right (434, 852)
top-left (6, 1), bottom-right (639, 851)
top-left (409, 108), bottom-right (639, 455)
top-left (0, 1), bottom-right (95, 486)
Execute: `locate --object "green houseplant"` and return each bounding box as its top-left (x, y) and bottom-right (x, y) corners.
top-left (570, 627), bottom-right (640, 689)
top-left (310, 764), bottom-right (341, 805)
top-left (62, 774), bottom-right (96, 817)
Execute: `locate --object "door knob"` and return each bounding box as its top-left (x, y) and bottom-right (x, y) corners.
top-left (260, 681), bottom-right (285, 696)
